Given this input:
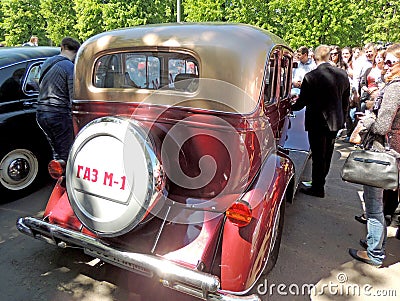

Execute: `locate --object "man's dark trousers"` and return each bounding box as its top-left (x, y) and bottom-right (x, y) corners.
top-left (36, 111), bottom-right (73, 162)
top-left (308, 127), bottom-right (338, 191)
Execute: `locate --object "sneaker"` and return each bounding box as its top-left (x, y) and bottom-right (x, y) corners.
top-left (301, 181), bottom-right (312, 187)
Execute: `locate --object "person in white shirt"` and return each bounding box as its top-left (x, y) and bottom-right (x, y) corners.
top-left (352, 43), bottom-right (377, 102)
top-left (292, 46), bottom-right (316, 90)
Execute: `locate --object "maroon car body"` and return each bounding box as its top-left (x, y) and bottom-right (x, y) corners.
top-left (17, 23), bottom-right (309, 300)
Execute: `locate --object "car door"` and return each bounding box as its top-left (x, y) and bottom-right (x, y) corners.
top-left (276, 48), bottom-right (311, 192)
top-left (0, 62), bottom-right (29, 113)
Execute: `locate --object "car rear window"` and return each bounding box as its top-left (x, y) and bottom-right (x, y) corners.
top-left (93, 51), bottom-right (199, 92)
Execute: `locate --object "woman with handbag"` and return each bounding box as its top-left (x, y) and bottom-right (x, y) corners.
top-left (349, 43), bottom-right (400, 267)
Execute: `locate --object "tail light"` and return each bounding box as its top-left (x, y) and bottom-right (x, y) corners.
top-left (226, 200), bottom-right (252, 227)
top-left (48, 159), bottom-right (66, 179)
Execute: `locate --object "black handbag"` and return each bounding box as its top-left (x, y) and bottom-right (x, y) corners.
top-left (341, 132), bottom-right (400, 190)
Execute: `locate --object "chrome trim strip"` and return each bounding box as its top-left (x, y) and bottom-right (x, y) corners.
top-left (16, 217), bottom-right (260, 301)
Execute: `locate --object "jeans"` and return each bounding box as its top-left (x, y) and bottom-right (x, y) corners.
top-left (363, 185), bottom-right (386, 265)
top-left (36, 111), bottom-right (74, 162)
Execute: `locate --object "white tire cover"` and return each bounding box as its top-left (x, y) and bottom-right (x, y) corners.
top-left (66, 117), bottom-right (164, 237)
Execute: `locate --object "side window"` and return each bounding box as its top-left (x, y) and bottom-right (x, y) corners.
top-left (93, 51), bottom-right (199, 91)
top-left (280, 54), bottom-right (291, 98)
top-left (147, 56), bottom-right (161, 89)
top-left (23, 63), bottom-right (42, 94)
top-left (264, 51), bottom-right (279, 104)
top-left (0, 63), bottom-right (27, 101)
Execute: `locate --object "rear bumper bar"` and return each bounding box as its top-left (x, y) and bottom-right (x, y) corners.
top-left (17, 217), bottom-right (260, 301)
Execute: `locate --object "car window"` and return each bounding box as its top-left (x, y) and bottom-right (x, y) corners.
top-left (23, 62), bottom-right (42, 94)
top-left (264, 51), bottom-right (279, 104)
top-left (0, 63), bottom-right (27, 102)
top-left (280, 53), bottom-right (292, 99)
top-left (93, 52), bottom-right (199, 91)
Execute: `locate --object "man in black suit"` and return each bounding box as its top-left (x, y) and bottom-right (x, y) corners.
top-left (292, 45), bottom-right (350, 198)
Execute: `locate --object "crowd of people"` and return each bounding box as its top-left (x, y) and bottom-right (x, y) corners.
top-left (292, 42), bottom-right (400, 267)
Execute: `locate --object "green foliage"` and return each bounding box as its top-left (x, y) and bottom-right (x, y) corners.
top-left (183, 0), bottom-right (225, 22)
top-left (0, 2), bottom-right (5, 43)
top-left (1, 0), bottom-right (46, 46)
top-left (0, 0), bottom-right (399, 47)
top-left (363, 0), bottom-right (400, 44)
top-left (74, 0), bottom-right (104, 41)
top-left (40, 0), bottom-right (78, 45)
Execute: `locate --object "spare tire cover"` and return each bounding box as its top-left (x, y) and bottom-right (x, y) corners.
top-left (66, 116), bottom-right (164, 237)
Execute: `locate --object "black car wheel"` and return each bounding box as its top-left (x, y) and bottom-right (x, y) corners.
top-left (0, 146), bottom-right (44, 199)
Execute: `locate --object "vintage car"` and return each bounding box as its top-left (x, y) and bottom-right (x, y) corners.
top-left (17, 23), bottom-right (309, 300)
top-left (0, 46), bottom-right (60, 199)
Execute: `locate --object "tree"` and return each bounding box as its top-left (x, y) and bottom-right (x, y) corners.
top-left (0, 2), bottom-right (5, 43)
top-left (1, 0), bottom-right (46, 46)
top-left (265, 0), bottom-right (366, 49)
top-left (363, 0), bottom-right (400, 44)
top-left (0, 0), bottom-right (400, 48)
top-left (224, 0), bottom-right (270, 27)
top-left (183, 0), bottom-right (225, 22)
top-left (74, 0), bottom-right (104, 42)
top-left (40, 0), bottom-right (78, 45)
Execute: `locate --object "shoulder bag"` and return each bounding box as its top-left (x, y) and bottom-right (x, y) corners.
top-left (341, 131), bottom-right (399, 190)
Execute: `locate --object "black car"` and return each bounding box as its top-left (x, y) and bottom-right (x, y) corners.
top-left (0, 46), bottom-right (60, 199)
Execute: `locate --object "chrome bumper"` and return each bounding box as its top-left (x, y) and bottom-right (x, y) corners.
top-left (17, 217), bottom-right (261, 301)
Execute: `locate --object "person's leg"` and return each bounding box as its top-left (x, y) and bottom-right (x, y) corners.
top-left (383, 189), bottom-right (399, 225)
top-left (307, 130), bottom-right (325, 191)
top-left (48, 114), bottom-right (74, 162)
top-left (364, 185), bottom-right (386, 265)
top-left (39, 113), bottom-right (74, 162)
top-left (36, 111), bottom-right (58, 159)
top-left (323, 130), bottom-right (338, 179)
top-left (345, 107), bottom-right (356, 140)
top-left (308, 129), bottom-right (337, 190)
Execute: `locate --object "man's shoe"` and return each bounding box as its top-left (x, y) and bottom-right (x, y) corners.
top-left (355, 213), bottom-right (367, 224)
top-left (359, 239), bottom-right (368, 249)
top-left (348, 248), bottom-right (382, 267)
top-left (299, 187), bottom-right (325, 198)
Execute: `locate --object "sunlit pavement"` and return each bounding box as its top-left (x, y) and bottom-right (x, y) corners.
top-left (311, 139), bottom-right (400, 301)
top-left (263, 139), bottom-right (400, 301)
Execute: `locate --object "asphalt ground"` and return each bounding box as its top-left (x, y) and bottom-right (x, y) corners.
top-left (264, 137), bottom-right (400, 301)
top-left (1, 137), bottom-right (399, 301)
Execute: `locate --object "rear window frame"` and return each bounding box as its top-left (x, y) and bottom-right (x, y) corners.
top-left (92, 49), bottom-right (200, 92)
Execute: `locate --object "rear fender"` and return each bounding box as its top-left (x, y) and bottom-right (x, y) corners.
top-left (220, 153), bottom-right (294, 293)
top-left (44, 178), bottom-right (83, 232)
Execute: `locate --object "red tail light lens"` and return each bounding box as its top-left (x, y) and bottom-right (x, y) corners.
top-left (48, 160), bottom-right (66, 179)
top-left (226, 201), bottom-right (252, 227)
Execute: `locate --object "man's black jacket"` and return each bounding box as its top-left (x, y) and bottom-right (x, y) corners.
top-left (292, 62), bottom-right (350, 132)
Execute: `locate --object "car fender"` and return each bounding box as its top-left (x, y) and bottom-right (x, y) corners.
top-left (220, 152), bottom-right (294, 293)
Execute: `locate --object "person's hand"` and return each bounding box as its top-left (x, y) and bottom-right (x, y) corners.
top-left (355, 112), bottom-right (365, 121)
top-left (293, 80), bottom-right (301, 88)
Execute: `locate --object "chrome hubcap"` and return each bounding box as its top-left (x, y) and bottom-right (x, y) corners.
top-left (8, 158), bottom-right (30, 181)
top-left (0, 149), bottom-right (39, 190)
